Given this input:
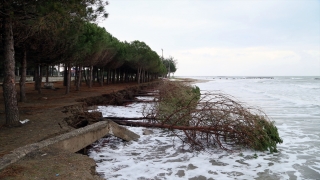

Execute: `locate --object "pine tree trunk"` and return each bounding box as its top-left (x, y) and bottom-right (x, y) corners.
top-left (37, 65), bottom-right (42, 94)
top-left (80, 67), bottom-right (83, 87)
top-left (76, 65), bottom-right (82, 91)
top-left (19, 46), bottom-right (27, 102)
top-left (122, 70), bottom-right (125, 83)
top-left (63, 64), bottom-right (67, 86)
top-left (65, 63), bottom-right (71, 94)
top-left (143, 70), bottom-right (146, 83)
top-left (34, 64), bottom-right (38, 90)
top-left (137, 68), bottom-right (141, 84)
top-left (51, 66), bottom-right (54, 76)
top-left (119, 69), bottom-right (123, 83)
top-left (137, 69), bottom-right (140, 84)
top-left (96, 68), bottom-right (99, 83)
top-left (135, 72), bottom-right (138, 82)
top-left (34, 64), bottom-right (42, 94)
top-left (93, 66), bottom-right (97, 84)
top-left (107, 69), bottom-right (111, 84)
top-left (100, 67), bottom-right (104, 86)
top-left (146, 72), bottom-right (148, 82)
top-left (89, 65), bottom-right (93, 88)
top-left (124, 70), bottom-right (128, 82)
top-left (131, 72), bottom-right (134, 82)
top-left (74, 66), bottom-right (77, 86)
top-left (58, 65), bottom-right (60, 76)
top-left (46, 65), bottom-right (49, 83)
top-left (112, 69), bottom-right (116, 83)
top-left (84, 68), bottom-right (88, 86)
top-left (2, 17), bottom-right (20, 126)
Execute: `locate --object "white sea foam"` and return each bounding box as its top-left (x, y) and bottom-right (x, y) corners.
top-left (89, 76), bottom-right (320, 180)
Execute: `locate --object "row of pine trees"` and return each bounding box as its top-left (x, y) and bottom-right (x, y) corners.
top-left (0, 0), bottom-right (176, 126)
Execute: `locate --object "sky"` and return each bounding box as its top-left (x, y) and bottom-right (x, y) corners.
top-left (98, 0), bottom-right (320, 76)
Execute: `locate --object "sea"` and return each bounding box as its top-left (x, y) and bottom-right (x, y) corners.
top-left (89, 76), bottom-right (320, 180)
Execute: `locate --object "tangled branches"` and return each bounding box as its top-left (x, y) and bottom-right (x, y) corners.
top-left (142, 81), bottom-right (283, 152)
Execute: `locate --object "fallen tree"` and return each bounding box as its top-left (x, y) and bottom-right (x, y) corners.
top-left (120, 81), bottom-right (283, 153)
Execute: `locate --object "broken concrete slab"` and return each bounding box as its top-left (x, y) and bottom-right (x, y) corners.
top-left (107, 119), bottom-right (140, 141)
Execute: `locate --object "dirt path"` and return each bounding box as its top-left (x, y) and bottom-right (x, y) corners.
top-left (0, 80), bottom-right (154, 179)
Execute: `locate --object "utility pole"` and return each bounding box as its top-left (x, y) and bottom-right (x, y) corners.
top-left (161, 49), bottom-right (163, 60)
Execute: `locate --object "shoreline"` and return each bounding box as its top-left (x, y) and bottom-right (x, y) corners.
top-left (171, 77), bottom-right (212, 84)
top-left (0, 80), bottom-right (159, 179)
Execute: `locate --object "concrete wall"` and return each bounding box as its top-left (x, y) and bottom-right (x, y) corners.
top-left (49, 121), bottom-right (111, 153)
top-left (0, 120), bottom-right (139, 171)
top-left (50, 119), bottom-right (139, 153)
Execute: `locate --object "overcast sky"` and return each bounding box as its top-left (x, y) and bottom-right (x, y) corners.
top-left (98, 0), bottom-right (320, 76)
